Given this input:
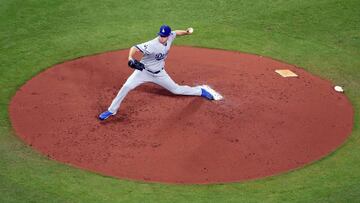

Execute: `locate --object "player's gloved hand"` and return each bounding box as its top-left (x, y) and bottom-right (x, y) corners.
top-left (128, 59), bottom-right (144, 71)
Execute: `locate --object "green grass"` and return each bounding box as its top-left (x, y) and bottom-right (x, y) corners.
top-left (1, 0), bottom-right (359, 202)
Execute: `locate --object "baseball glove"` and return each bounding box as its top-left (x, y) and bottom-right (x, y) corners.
top-left (128, 59), bottom-right (144, 71)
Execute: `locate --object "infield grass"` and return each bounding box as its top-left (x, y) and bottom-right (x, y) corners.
top-left (1, 0), bottom-right (360, 202)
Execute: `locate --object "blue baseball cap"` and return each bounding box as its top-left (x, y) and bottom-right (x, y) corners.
top-left (157, 25), bottom-right (171, 37)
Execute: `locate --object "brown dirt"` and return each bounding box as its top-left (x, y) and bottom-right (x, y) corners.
top-left (9, 46), bottom-right (353, 184)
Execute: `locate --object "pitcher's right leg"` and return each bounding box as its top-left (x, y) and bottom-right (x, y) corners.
top-left (153, 71), bottom-right (215, 100)
top-left (154, 70), bottom-right (202, 96)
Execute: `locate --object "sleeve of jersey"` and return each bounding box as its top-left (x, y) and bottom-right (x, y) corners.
top-left (135, 41), bottom-right (151, 55)
top-left (170, 31), bottom-right (177, 40)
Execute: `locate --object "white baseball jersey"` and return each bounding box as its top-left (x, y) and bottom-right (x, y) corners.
top-left (135, 31), bottom-right (176, 72)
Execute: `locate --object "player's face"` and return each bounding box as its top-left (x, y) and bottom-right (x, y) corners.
top-left (158, 36), bottom-right (169, 44)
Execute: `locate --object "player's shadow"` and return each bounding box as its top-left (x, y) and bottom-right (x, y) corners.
top-left (151, 98), bottom-right (205, 139)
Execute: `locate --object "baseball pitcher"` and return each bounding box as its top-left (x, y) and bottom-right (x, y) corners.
top-left (99, 25), bottom-right (221, 120)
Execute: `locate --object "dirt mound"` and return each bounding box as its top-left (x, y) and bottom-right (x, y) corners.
top-left (9, 46), bottom-right (353, 184)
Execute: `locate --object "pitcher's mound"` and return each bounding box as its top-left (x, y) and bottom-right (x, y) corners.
top-left (9, 46), bottom-right (353, 184)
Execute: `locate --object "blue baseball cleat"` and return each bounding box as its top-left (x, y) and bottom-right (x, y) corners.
top-left (201, 88), bottom-right (214, 100)
top-left (99, 110), bottom-right (114, 120)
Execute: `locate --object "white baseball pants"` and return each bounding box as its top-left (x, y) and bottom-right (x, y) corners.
top-left (108, 69), bottom-right (202, 114)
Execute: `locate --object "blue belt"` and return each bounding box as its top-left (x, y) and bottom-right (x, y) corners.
top-left (146, 67), bottom-right (164, 74)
